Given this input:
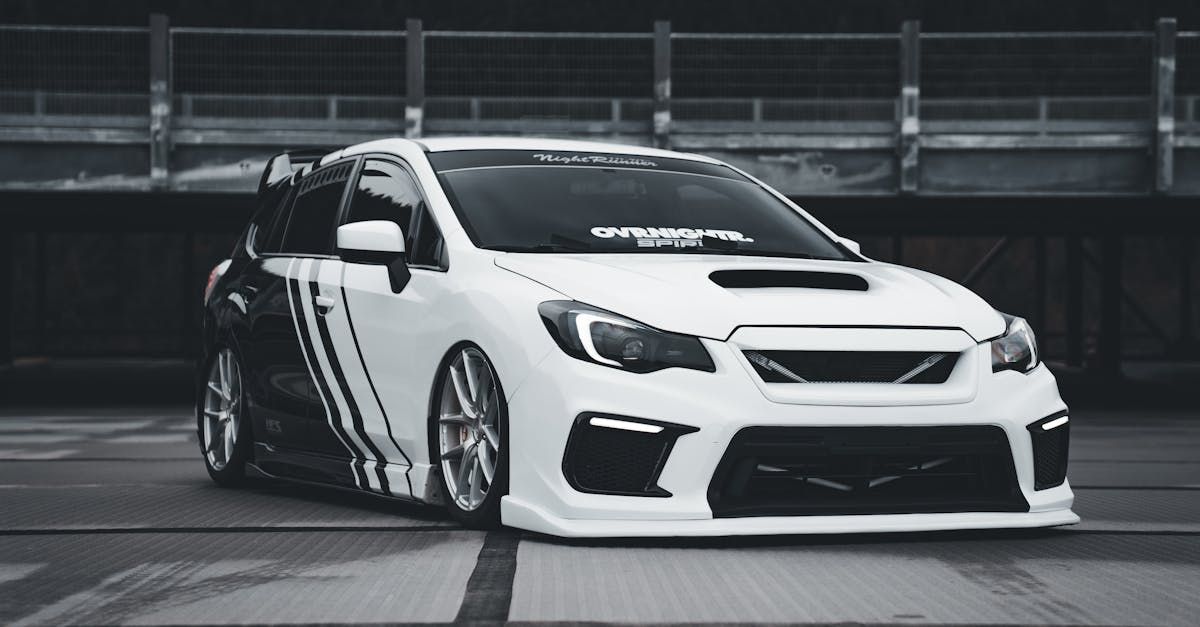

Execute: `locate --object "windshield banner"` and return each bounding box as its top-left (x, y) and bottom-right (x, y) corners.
top-left (590, 226), bottom-right (755, 248)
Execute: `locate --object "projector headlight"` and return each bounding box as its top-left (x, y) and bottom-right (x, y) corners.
top-left (538, 301), bottom-right (715, 373)
top-left (991, 313), bottom-right (1039, 373)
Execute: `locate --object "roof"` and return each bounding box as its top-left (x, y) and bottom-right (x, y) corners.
top-left (338, 136), bottom-right (721, 165)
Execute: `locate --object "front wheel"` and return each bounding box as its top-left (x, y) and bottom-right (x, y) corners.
top-left (431, 345), bottom-right (508, 528)
top-left (199, 347), bottom-right (252, 487)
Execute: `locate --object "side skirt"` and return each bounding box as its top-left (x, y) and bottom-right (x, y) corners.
top-left (252, 442), bottom-right (421, 502)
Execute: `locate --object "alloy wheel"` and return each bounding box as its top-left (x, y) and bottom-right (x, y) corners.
top-left (202, 348), bottom-right (242, 471)
top-left (438, 347), bottom-right (501, 511)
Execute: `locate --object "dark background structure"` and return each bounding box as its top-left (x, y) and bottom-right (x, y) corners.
top-left (1, 0), bottom-right (1198, 403)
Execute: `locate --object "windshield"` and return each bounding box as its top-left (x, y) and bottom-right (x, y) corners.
top-left (429, 150), bottom-right (851, 261)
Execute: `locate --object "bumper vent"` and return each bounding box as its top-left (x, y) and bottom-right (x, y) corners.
top-left (562, 414), bottom-right (697, 497)
top-left (745, 350), bottom-right (959, 384)
top-left (708, 426), bottom-right (1028, 517)
top-left (1028, 412), bottom-right (1070, 490)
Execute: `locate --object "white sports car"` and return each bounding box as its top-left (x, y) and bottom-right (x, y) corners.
top-left (198, 137), bottom-right (1078, 537)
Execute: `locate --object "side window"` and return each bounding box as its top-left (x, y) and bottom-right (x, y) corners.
top-left (346, 160), bottom-right (420, 245)
top-left (346, 159), bottom-right (446, 268)
top-left (281, 161), bottom-right (354, 255)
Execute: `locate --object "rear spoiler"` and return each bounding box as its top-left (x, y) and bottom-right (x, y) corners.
top-left (257, 148), bottom-right (335, 194)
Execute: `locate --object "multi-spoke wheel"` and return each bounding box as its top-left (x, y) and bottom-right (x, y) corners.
top-left (434, 345), bottom-right (507, 527)
top-left (199, 347), bottom-right (251, 486)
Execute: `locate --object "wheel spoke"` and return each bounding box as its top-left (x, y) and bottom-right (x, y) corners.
top-left (456, 443), bottom-right (476, 498)
top-left (469, 457), bottom-right (483, 504)
top-left (478, 441), bottom-right (495, 484)
top-left (441, 442), bottom-right (467, 461)
top-left (462, 352), bottom-right (481, 406)
top-left (223, 423), bottom-right (236, 463)
top-left (207, 381), bottom-right (223, 398)
top-left (439, 413), bottom-right (471, 427)
top-left (449, 366), bottom-right (475, 418)
top-left (481, 425), bottom-right (500, 450)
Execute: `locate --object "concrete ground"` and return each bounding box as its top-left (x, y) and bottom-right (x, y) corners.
top-left (0, 404), bottom-right (1198, 626)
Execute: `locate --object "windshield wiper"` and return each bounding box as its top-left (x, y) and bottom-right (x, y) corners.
top-left (486, 233), bottom-right (594, 254)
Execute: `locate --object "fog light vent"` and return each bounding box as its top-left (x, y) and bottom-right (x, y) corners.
top-left (1028, 411), bottom-right (1070, 490)
top-left (562, 414), bottom-right (697, 497)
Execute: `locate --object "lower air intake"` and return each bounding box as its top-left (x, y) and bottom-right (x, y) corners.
top-left (1028, 413), bottom-right (1070, 490)
top-left (563, 414), bottom-right (697, 497)
top-left (708, 426), bottom-right (1028, 517)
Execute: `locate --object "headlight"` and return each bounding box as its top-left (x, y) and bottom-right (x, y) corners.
top-left (538, 301), bottom-right (715, 373)
top-left (991, 313), bottom-right (1039, 373)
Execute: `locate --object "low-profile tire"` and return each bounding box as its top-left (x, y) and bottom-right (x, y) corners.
top-left (198, 346), bottom-right (253, 488)
top-left (430, 344), bottom-right (509, 529)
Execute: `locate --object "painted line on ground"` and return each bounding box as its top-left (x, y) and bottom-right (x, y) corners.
top-left (456, 529), bottom-right (522, 623)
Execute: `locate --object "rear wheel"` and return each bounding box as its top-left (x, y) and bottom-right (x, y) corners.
top-left (432, 345), bottom-right (507, 528)
top-left (199, 347), bottom-right (252, 487)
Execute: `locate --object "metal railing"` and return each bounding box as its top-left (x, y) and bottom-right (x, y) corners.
top-left (0, 19), bottom-right (1195, 189)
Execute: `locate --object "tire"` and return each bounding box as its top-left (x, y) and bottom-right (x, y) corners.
top-left (198, 346), bottom-right (253, 487)
top-left (429, 344), bottom-right (509, 528)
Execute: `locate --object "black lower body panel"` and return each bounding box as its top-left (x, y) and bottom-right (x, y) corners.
top-left (708, 425), bottom-right (1029, 518)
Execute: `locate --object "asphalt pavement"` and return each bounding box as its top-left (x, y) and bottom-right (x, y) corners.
top-left (1, 403), bottom-right (1198, 625)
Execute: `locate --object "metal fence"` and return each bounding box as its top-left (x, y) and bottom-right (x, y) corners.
top-left (0, 21), bottom-right (1195, 133)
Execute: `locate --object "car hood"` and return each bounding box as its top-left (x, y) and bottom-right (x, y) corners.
top-left (494, 253), bottom-right (1006, 341)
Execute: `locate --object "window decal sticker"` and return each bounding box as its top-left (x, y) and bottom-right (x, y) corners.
top-left (590, 226), bottom-right (755, 248)
top-left (532, 153), bottom-right (659, 168)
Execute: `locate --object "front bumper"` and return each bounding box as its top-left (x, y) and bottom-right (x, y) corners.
top-left (502, 328), bottom-right (1077, 538)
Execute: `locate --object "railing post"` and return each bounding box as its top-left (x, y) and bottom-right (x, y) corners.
top-left (1066, 236), bottom-right (1084, 367)
top-left (149, 13), bottom-right (171, 189)
top-left (653, 20), bottom-right (672, 149)
top-left (1099, 235), bottom-right (1124, 379)
top-left (898, 20), bottom-right (921, 194)
top-left (1152, 17), bottom-right (1176, 193)
top-left (406, 18), bottom-right (425, 139)
top-left (0, 230), bottom-right (11, 369)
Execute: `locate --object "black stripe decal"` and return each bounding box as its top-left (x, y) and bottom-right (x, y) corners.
top-left (341, 279), bottom-right (416, 498)
top-left (290, 270), bottom-right (369, 489)
top-left (308, 260), bottom-right (390, 494)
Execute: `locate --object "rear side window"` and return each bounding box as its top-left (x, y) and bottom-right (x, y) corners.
top-left (281, 161), bottom-right (354, 255)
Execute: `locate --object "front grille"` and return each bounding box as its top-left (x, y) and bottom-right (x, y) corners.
top-left (1028, 413), bottom-right (1070, 490)
top-left (745, 350), bottom-right (959, 384)
top-left (562, 414), bottom-right (697, 497)
top-left (708, 426), bottom-right (1028, 517)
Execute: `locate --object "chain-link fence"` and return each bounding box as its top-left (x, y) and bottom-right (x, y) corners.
top-left (922, 32), bottom-right (1153, 130)
top-left (171, 27), bottom-right (406, 125)
top-left (0, 25), bottom-right (148, 119)
top-left (0, 23), bottom-right (1193, 135)
top-left (425, 31), bottom-right (652, 125)
top-left (1179, 32), bottom-right (1200, 125)
top-left (672, 33), bottom-right (898, 129)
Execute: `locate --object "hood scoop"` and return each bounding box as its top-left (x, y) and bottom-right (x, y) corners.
top-left (709, 270), bottom-right (869, 291)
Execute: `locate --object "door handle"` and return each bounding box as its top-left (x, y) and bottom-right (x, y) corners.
top-left (314, 294), bottom-right (336, 315)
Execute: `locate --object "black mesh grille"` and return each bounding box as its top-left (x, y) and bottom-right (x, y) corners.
top-left (1029, 414), bottom-right (1070, 490)
top-left (562, 415), bottom-right (696, 497)
top-left (746, 350), bottom-right (959, 384)
top-left (708, 426), bottom-right (1028, 517)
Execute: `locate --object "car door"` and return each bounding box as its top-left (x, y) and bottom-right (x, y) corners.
top-left (237, 182), bottom-right (312, 452)
top-left (336, 157), bottom-right (449, 499)
top-left (274, 156), bottom-right (403, 494)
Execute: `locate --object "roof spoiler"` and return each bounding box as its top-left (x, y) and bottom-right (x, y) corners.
top-left (257, 148), bottom-right (335, 194)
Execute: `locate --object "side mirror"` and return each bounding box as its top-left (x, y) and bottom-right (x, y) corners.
top-left (337, 221), bottom-right (411, 293)
top-left (840, 237), bottom-right (862, 256)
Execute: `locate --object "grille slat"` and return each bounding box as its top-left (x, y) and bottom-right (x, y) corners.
top-left (708, 426), bottom-right (1028, 517)
top-left (745, 350), bottom-right (959, 384)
